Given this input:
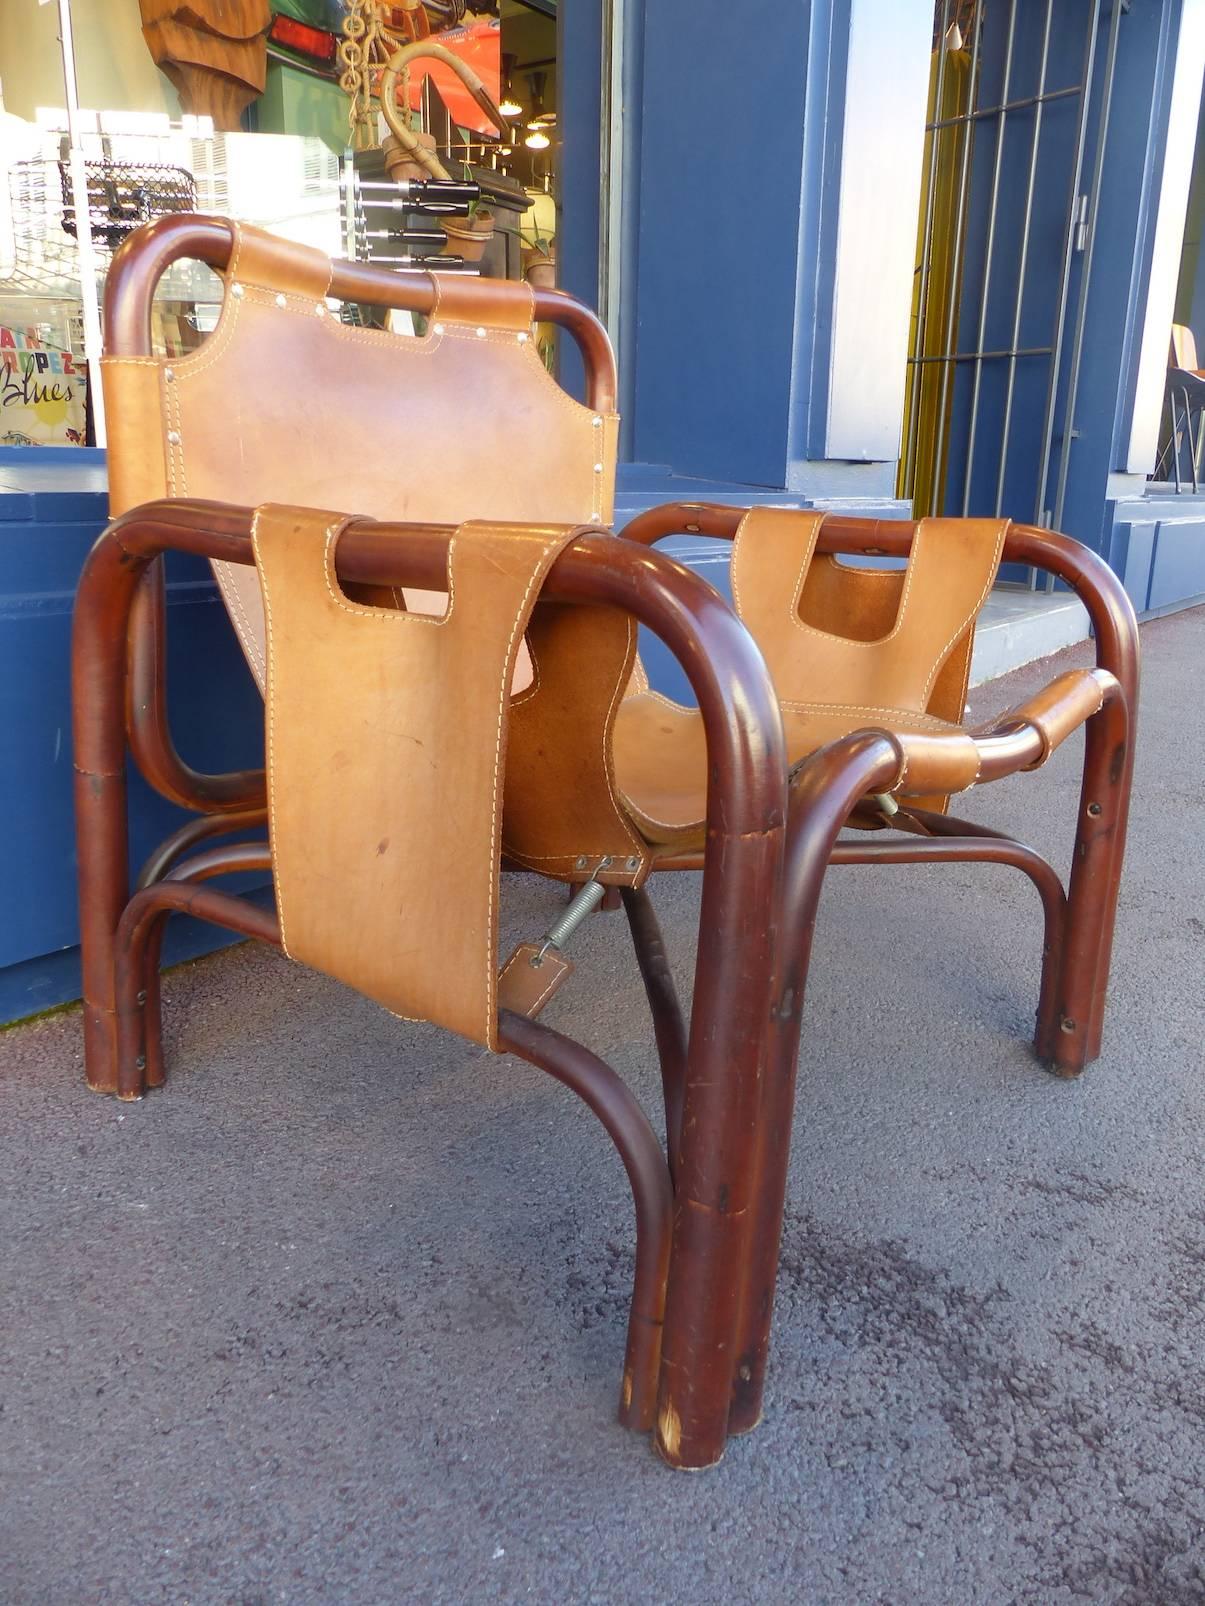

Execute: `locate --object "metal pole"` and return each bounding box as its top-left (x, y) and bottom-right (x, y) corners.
top-left (929, 0), bottom-right (985, 515)
top-left (1187, 386), bottom-right (1198, 493)
top-left (56, 0), bottom-right (106, 447)
top-left (1032, 1), bottom-right (1104, 534)
top-left (901, 0), bottom-right (954, 505)
top-left (598, 0), bottom-right (626, 348)
top-left (1051, 0), bottom-right (1123, 537)
top-left (961, 0), bottom-right (1019, 514)
top-left (992, 0), bottom-right (1054, 517)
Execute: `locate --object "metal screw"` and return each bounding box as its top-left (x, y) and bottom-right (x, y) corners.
top-left (135, 1054), bottom-right (147, 1069)
top-left (1060, 1017), bottom-right (1076, 1035)
top-left (625, 856), bottom-right (640, 871)
top-left (598, 856), bottom-right (613, 870)
top-left (1086, 802), bottom-right (1102, 817)
top-left (575, 855), bottom-right (588, 870)
top-left (136, 990), bottom-right (147, 1005)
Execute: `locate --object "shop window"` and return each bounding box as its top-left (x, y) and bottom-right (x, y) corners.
top-left (899, 0), bottom-right (1123, 558)
top-left (0, 1), bottom-right (563, 447)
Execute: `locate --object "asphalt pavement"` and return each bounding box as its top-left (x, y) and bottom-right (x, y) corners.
top-left (2, 606), bottom-right (1203, 1605)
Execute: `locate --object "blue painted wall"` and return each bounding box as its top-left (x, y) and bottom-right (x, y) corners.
top-left (625, 0), bottom-right (810, 488)
top-left (0, 449), bottom-right (267, 1022)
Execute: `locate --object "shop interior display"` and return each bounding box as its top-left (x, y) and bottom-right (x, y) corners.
top-left (139, 0), bottom-right (273, 131)
top-left (0, 0), bottom-right (555, 444)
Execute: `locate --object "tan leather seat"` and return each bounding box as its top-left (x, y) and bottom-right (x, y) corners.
top-left (612, 506), bottom-right (1106, 849)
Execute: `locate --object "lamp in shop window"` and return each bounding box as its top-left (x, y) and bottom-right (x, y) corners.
top-left (499, 54), bottom-right (524, 121)
top-left (523, 71), bottom-right (554, 152)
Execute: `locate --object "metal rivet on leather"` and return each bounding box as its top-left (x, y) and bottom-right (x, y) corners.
top-left (433, 322), bottom-right (445, 334)
top-left (517, 331), bottom-right (528, 343)
top-left (275, 293), bottom-right (287, 308)
top-left (625, 856), bottom-right (640, 871)
top-left (594, 463), bottom-right (604, 473)
top-left (575, 855), bottom-right (588, 870)
top-left (315, 303), bottom-right (326, 316)
top-left (231, 283), bottom-right (244, 297)
top-left (590, 513), bottom-right (602, 522)
top-left (592, 416), bottom-right (602, 427)
top-left (476, 326), bottom-right (486, 338)
top-left (166, 430), bottom-right (181, 444)
top-left (163, 368), bottom-right (175, 382)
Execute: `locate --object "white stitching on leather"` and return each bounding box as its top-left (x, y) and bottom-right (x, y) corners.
top-left (250, 505), bottom-right (293, 957)
top-left (598, 615), bottom-right (650, 867)
top-left (919, 519), bottom-right (1009, 703)
top-left (321, 522), bottom-right (453, 625)
top-left (777, 699), bottom-right (955, 731)
top-left (498, 945), bottom-right (565, 1015)
top-left (485, 533), bottom-right (565, 1043)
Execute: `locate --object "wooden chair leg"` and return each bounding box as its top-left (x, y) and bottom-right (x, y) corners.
top-left (1037, 691), bottom-right (1134, 1075)
top-left (727, 731), bottom-right (901, 1438)
top-left (621, 886), bottom-right (688, 1176)
top-left (498, 1010), bottom-right (673, 1432)
top-left (72, 538), bottom-right (136, 1095)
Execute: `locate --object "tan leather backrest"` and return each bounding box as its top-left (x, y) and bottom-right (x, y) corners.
top-left (731, 508), bottom-right (1008, 724)
top-left (101, 223), bottom-right (620, 687)
top-left (252, 505), bottom-right (590, 1048)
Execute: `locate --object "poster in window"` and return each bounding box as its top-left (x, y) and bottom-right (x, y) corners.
top-left (0, 327), bottom-right (87, 446)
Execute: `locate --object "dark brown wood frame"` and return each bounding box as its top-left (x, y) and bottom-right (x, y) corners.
top-left (73, 218), bottom-right (1139, 1471)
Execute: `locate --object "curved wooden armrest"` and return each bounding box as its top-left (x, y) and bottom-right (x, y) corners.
top-left (975, 667), bottom-right (1120, 769)
top-left (79, 499), bottom-right (787, 853)
top-left (105, 214), bottom-right (617, 412)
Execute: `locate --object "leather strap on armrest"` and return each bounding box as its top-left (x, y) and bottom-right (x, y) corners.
top-left (983, 667), bottom-right (1116, 768)
top-left (432, 272), bottom-right (536, 332)
top-left (228, 224), bottom-right (333, 301)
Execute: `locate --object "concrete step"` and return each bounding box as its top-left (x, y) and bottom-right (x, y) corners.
top-left (969, 588), bottom-right (1090, 686)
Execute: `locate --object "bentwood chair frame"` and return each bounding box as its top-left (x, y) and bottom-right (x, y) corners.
top-left (621, 500), bottom-right (1138, 1431)
top-left (74, 216), bottom-right (1138, 1472)
top-left (76, 215), bottom-right (788, 1474)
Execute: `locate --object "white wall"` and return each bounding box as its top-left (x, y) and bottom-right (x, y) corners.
top-left (0, 0), bottom-right (178, 123)
top-left (1126, 0), bottom-right (1205, 472)
top-left (825, 0), bottom-right (933, 461)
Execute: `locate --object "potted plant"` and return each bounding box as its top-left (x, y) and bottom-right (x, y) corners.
top-left (438, 163), bottom-right (495, 263)
top-left (522, 235), bottom-right (555, 289)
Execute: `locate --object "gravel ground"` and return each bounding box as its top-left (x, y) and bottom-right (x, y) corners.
top-left (2, 606), bottom-right (1203, 1605)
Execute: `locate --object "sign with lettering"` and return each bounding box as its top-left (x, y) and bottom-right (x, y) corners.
top-left (0, 327), bottom-right (87, 446)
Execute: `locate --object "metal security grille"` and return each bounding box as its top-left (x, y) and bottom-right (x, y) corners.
top-left (899, 0), bottom-right (1123, 565)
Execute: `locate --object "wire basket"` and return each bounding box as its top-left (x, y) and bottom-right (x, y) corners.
top-left (59, 160), bottom-right (197, 251)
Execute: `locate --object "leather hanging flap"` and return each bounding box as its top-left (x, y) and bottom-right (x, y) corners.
top-left (251, 504), bottom-right (582, 1049)
top-left (504, 595), bottom-right (652, 885)
top-left (731, 508), bottom-right (1008, 715)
